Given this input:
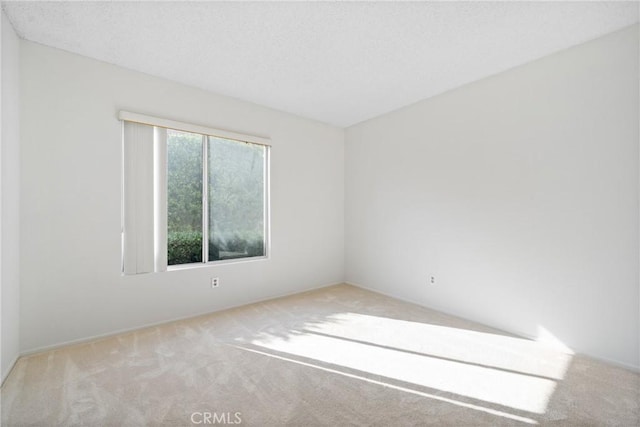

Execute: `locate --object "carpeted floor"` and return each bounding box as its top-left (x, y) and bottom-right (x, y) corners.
top-left (2, 284), bottom-right (638, 426)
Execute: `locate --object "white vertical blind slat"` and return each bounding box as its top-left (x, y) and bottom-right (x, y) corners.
top-left (123, 121), bottom-right (155, 274)
top-left (154, 127), bottom-right (168, 272)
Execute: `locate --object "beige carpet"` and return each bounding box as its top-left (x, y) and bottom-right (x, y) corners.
top-left (2, 284), bottom-right (638, 426)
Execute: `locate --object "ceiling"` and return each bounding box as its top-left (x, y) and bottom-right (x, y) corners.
top-left (2, 1), bottom-right (638, 128)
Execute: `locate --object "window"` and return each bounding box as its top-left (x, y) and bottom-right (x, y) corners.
top-left (121, 112), bottom-right (269, 274)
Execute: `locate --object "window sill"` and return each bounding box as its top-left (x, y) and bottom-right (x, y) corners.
top-left (166, 255), bottom-right (269, 272)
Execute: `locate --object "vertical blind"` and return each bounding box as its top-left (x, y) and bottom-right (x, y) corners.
top-left (122, 121), bottom-right (167, 274)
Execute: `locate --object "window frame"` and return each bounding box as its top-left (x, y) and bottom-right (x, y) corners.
top-left (120, 111), bottom-right (271, 272)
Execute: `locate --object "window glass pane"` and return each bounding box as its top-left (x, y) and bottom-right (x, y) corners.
top-left (167, 129), bottom-right (203, 265)
top-left (208, 137), bottom-right (266, 261)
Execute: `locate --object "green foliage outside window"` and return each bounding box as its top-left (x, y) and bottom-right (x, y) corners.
top-left (167, 130), bottom-right (265, 266)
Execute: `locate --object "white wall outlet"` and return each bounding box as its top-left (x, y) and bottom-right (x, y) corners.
top-left (211, 277), bottom-right (219, 288)
top-left (429, 276), bottom-right (436, 285)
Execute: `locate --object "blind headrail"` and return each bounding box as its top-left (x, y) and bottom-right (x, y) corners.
top-left (118, 111), bottom-right (271, 146)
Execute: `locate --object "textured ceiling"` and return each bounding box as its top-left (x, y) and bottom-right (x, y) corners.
top-left (3, 1), bottom-right (638, 127)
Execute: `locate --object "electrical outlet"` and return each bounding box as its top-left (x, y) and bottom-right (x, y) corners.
top-left (211, 277), bottom-right (219, 288)
top-left (429, 276), bottom-right (436, 285)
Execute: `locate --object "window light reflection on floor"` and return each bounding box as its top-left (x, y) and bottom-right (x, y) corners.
top-left (238, 313), bottom-right (573, 416)
top-left (233, 344), bottom-right (540, 425)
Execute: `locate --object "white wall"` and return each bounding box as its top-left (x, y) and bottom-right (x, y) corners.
top-left (1, 11), bottom-right (21, 381)
top-left (19, 41), bottom-right (344, 352)
top-left (15, 21), bottom-right (640, 371)
top-left (345, 25), bottom-right (639, 369)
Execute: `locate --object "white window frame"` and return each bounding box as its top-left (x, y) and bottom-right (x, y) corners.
top-left (120, 111), bottom-right (271, 273)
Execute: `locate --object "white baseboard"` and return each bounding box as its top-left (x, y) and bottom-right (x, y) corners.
top-left (1, 354), bottom-right (20, 387)
top-left (16, 280), bottom-right (638, 374)
top-left (20, 281), bottom-right (345, 357)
